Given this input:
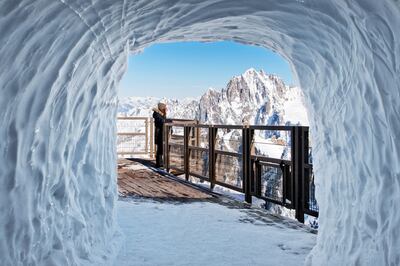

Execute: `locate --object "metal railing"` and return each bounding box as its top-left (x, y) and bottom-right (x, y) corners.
top-left (164, 123), bottom-right (318, 223)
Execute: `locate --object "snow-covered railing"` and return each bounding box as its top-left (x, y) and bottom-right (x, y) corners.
top-left (164, 122), bottom-right (318, 223)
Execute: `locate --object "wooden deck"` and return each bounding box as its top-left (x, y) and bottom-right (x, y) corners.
top-left (117, 159), bottom-right (318, 235)
top-left (118, 158), bottom-right (213, 200)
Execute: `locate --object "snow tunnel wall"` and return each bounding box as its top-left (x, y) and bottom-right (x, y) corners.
top-left (0, 0), bottom-right (399, 265)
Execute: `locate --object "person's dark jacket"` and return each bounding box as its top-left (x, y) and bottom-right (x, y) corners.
top-left (153, 108), bottom-right (166, 147)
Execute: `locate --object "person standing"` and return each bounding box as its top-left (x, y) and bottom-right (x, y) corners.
top-left (153, 102), bottom-right (167, 167)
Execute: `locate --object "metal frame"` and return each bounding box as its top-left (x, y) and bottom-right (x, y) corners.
top-left (163, 122), bottom-right (318, 223)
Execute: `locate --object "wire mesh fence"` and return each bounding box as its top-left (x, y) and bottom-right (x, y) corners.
top-left (116, 117), bottom-right (153, 158)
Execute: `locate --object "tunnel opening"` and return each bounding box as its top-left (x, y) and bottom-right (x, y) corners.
top-left (115, 40), bottom-right (317, 225)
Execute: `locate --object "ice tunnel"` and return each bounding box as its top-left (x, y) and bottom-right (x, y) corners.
top-left (0, 0), bottom-right (399, 265)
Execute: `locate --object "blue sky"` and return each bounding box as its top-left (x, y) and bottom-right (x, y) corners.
top-left (118, 41), bottom-right (293, 98)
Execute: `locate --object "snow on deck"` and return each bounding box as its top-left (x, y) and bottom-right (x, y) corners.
top-left (115, 159), bottom-right (316, 265)
top-left (115, 199), bottom-right (316, 265)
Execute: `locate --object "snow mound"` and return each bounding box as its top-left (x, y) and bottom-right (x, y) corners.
top-left (0, 0), bottom-right (399, 265)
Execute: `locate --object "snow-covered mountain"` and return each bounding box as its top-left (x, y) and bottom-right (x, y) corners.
top-left (118, 68), bottom-right (309, 127)
top-left (118, 96), bottom-right (199, 120)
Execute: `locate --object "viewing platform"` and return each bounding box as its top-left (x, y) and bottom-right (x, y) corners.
top-left (115, 117), bottom-right (319, 265)
top-left (117, 117), bottom-right (319, 223)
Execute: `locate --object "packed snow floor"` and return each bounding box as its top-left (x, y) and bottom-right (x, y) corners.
top-left (114, 198), bottom-right (316, 266)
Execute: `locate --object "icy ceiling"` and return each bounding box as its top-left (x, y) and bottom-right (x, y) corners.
top-left (0, 0), bottom-right (399, 265)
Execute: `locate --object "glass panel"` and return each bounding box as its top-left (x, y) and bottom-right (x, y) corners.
top-left (307, 169), bottom-right (319, 212)
top-left (215, 128), bottom-right (242, 153)
top-left (215, 154), bottom-right (242, 189)
top-left (169, 145), bottom-right (184, 169)
top-left (189, 149), bottom-right (209, 178)
top-left (189, 127), bottom-right (209, 148)
top-left (260, 164), bottom-right (283, 202)
top-left (252, 130), bottom-right (291, 160)
top-left (170, 126), bottom-right (184, 145)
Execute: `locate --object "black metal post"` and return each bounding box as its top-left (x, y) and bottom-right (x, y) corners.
top-left (184, 126), bottom-right (190, 181)
top-left (302, 127), bottom-right (310, 211)
top-left (242, 126), bottom-right (252, 204)
top-left (249, 128), bottom-right (255, 195)
top-left (293, 127), bottom-right (305, 223)
top-left (164, 125), bottom-right (170, 172)
top-left (255, 161), bottom-right (262, 197)
top-left (282, 163), bottom-right (292, 207)
top-left (208, 126), bottom-right (216, 189)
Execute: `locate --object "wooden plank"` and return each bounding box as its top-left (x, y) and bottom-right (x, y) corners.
top-left (117, 132), bottom-right (146, 136)
top-left (117, 159), bottom-right (212, 200)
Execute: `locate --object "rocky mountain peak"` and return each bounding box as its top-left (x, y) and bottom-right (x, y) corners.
top-left (118, 68), bottom-right (308, 126)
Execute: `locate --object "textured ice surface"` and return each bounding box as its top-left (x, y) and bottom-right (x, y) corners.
top-left (0, 0), bottom-right (399, 265)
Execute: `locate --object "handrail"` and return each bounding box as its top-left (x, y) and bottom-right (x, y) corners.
top-left (165, 122), bottom-right (294, 131)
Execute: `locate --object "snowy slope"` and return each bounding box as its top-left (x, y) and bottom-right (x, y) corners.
top-left (118, 96), bottom-right (160, 116)
top-left (118, 96), bottom-right (199, 119)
